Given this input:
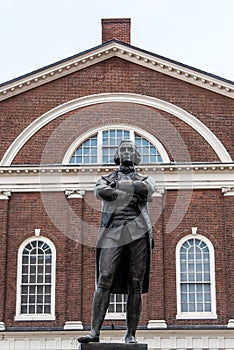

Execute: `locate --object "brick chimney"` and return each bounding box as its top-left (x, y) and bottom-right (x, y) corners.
top-left (102, 18), bottom-right (131, 44)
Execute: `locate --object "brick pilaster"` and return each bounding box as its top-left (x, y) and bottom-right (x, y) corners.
top-left (147, 192), bottom-right (167, 329)
top-left (0, 191), bottom-right (11, 330)
top-left (64, 193), bottom-right (84, 330)
top-left (223, 188), bottom-right (234, 326)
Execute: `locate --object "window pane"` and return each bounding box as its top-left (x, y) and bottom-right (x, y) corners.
top-left (45, 275), bottom-right (51, 283)
top-left (22, 275), bottom-right (28, 283)
top-left (29, 275), bottom-right (36, 283)
top-left (37, 295), bottom-right (43, 303)
top-left (29, 305), bottom-right (35, 313)
top-left (30, 256), bottom-right (36, 264)
top-left (21, 305), bottom-right (27, 314)
top-left (29, 286), bottom-right (35, 294)
top-left (189, 303), bottom-right (195, 312)
top-left (37, 305), bottom-right (43, 313)
top-left (45, 295), bottom-right (51, 303)
top-left (116, 304), bottom-right (123, 312)
top-left (44, 305), bottom-right (51, 313)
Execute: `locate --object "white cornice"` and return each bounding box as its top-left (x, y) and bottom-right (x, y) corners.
top-left (0, 42), bottom-right (233, 101)
top-left (0, 163), bottom-right (233, 192)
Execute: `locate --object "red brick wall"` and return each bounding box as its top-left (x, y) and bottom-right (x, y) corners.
top-left (0, 199), bottom-right (9, 322)
top-left (4, 192), bottom-right (69, 327)
top-left (224, 195), bottom-right (234, 320)
top-left (1, 188), bottom-right (231, 328)
top-left (163, 189), bottom-right (228, 325)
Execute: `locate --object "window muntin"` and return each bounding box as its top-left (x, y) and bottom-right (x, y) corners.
top-left (176, 236), bottom-right (216, 319)
top-left (15, 237), bottom-right (56, 321)
top-left (70, 135), bottom-right (97, 164)
top-left (102, 129), bottom-right (130, 164)
top-left (69, 128), bottom-right (163, 165)
top-left (106, 294), bottom-right (127, 320)
top-left (135, 134), bottom-right (162, 163)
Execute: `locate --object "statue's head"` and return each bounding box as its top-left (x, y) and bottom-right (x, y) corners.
top-left (114, 140), bottom-right (140, 165)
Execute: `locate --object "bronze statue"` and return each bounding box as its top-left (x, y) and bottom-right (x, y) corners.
top-left (78, 140), bottom-right (156, 344)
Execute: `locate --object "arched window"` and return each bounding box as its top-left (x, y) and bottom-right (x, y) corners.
top-left (15, 237), bottom-right (56, 321)
top-left (66, 126), bottom-right (169, 165)
top-left (176, 235), bottom-right (217, 319)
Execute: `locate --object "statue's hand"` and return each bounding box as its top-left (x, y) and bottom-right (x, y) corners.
top-left (116, 179), bottom-right (134, 193)
top-left (133, 180), bottom-right (148, 198)
top-left (109, 181), bottom-right (117, 188)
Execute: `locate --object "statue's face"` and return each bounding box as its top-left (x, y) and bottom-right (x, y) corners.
top-left (119, 141), bottom-right (135, 165)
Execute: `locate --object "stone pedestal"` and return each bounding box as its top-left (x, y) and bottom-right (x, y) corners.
top-left (78, 343), bottom-right (147, 350)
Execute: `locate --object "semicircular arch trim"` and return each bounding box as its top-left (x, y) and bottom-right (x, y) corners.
top-left (0, 93), bottom-right (232, 166)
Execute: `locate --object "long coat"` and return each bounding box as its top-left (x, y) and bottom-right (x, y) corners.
top-left (94, 170), bottom-right (156, 294)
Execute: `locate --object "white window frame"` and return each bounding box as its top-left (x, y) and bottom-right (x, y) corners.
top-left (15, 236), bottom-right (56, 321)
top-left (105, 293), bottom-right (127, 320)
top-left (176, 234), bottom-right (217, 319)
top-left (63, 124), bottom-right (170, 165)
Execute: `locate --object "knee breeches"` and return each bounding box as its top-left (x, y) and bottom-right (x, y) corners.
top-left (97, 236), bottom-right (147, 293)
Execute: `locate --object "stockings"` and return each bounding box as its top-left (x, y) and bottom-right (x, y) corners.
top-left (91, 287), bottom-right (110, 335)
top-left (126, 293), bottom-right (142, 339)
top-left (90, 287), bottom-right (142, 340)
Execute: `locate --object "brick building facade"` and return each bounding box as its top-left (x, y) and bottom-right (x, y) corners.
top-left (0, 18), bottom-right (234, 349)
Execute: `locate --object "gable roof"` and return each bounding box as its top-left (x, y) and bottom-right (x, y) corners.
top-left (1, 40), bottom-right (234, 101)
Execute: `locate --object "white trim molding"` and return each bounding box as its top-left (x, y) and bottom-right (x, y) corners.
top-left (0, 190), bottom-right (11, 200)
top-left (0, 322), bottom-right (6, 331)
top-left (152, 188), bottom-right (166, 197)
top-left (0, 93), bottom-right (232, 166)
top-left (64, 321), bottom-right (83, 330)
top-left (147, 320), bottom-right (167, 329)
top-left (222, 186), bottom-right (234, 196)
top-left (34, 229), bottom-right (41, 236)
top-left (0, 163), bottom-right (233, 193)
top-left (65, 189), bottom-right (85, 198)
top-left (227, 319), bottom-right (234, 328)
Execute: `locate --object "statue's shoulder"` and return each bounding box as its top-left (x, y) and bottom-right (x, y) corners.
top-left (100, 171), bottom-right (118, 183)
top-left (134, 172), bottom-right (148, 181)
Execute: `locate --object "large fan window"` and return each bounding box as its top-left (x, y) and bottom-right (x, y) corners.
top-left (70, 128), bottom-right (163, 165)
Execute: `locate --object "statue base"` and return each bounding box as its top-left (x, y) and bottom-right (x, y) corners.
top-left (78, 343), bottom-right (147, 350)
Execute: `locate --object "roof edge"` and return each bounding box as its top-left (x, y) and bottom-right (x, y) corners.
top-left (1, 40), bottom-right (233, 100)
top-left (1, 39), bottom-right (234, 87)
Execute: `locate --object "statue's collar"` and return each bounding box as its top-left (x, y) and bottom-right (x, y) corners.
top-left (102, 170), bottom-right (148, 183)
top-left (118, 165), bottom-right (135, 174)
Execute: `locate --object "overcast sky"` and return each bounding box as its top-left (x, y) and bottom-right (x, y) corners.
top-left (1, 0), bottom-right (234, 84)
